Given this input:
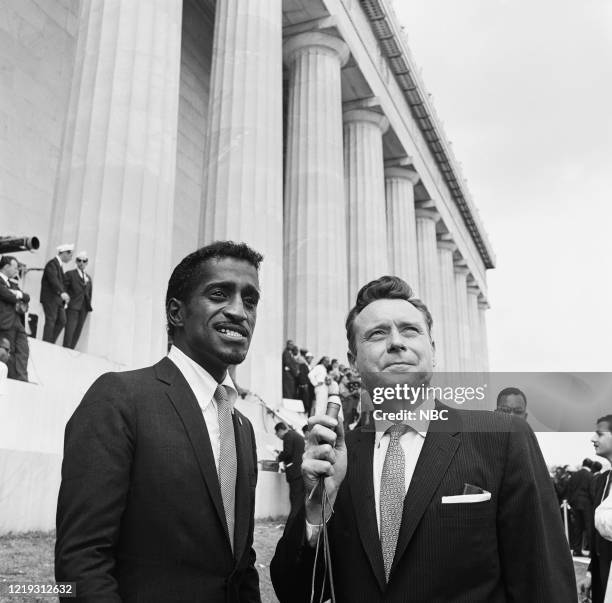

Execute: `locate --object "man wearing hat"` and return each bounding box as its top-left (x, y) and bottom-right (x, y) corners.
top-left (62, 251), bottom-right (93, 350)
top-left (40, 244), bottom-right (73, 344)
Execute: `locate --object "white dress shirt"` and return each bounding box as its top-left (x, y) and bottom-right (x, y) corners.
top-left (167, 345), bottom-right (237, 471)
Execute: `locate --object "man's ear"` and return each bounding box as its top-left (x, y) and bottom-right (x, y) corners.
top-left (167, 298), bottom-right (185, 331)
top-left (431, 338), bottom-right (437, 367)
top-left (347, 349), bottom-right (356, 369)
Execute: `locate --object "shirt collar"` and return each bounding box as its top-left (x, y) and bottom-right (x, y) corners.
top-left (167, 345), bottom-right (237, 411)
top-left (374, 395), bottom-right (435, 445)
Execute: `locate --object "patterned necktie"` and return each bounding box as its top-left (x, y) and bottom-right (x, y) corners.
top-left (380, 424), bottom-right (407, 582)
top-left (215, 384), bottom-right (237, 552)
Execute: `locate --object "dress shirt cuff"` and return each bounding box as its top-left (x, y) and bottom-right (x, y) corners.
top-left (305, 519), bottom-right (322, 547)
top-left (13, 290), bottom-right (23, 299)
top-left (304, 509), bottom-right (333, 547)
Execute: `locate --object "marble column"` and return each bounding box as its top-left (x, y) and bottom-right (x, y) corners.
top-left (453, 265), bottom-right (470, 372)
top-left (344, 109), bottom-right (389, 302)
top-left (437, 239), bottom-right (457, 373)
top-left (414, 208), bottom-right (442, 359)
top-left (283, 32), bottom-right (349, 361)
top-left (49, 0), bottom-right (183, 368)
top-left (200, 0), bottom-right (283, 405)
top-left (478, 297), bottom-right (490, 372)
top-left (385, 167), bottom-right (420, 289)
top-left (467, 283), bottom-right (481, 373)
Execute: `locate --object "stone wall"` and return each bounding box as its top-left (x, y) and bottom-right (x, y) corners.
top-left (0, 0), bottom-right (78, 247)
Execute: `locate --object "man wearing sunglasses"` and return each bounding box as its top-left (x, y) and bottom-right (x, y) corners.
top-left (62, 251), bottom-right (93, 350)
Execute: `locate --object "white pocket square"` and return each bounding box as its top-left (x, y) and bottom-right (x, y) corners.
top-left (441, 491), bottom-right (491, 504)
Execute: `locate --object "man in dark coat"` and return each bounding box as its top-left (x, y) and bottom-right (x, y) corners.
top-left (62, 250), bottom-right (93, 349)
top-left (567, 458), bottom-right (594, 555)
top-left (271, 275), bottom-right (576, 603)
top-left (580, 416), bottom-right (612, 602)
top-left (56, 241), bottom-right (264, 602)
top-left (40, 243), bottom-right (73, 343)
top-left (282, 340), bottom-right (299, 399)
top-left (0, 256), bottom-right (30, 381)
top-left (275, 422), bottom-right (305, 521)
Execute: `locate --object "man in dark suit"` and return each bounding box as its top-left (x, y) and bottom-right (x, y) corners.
top-left (282, 340), bottom-right (299, 399)
top-left (62, 250), bottom-right (93, 349)
top-left (271, 275), bottom-right (576, 602)
top-left (567, 458), bottom-right (594, 556)
top-left (0, 255), bottom-right (30, 381)
top-left (56, 241), bottom-right (264, 602)
top-left (40, 243), bottom-right (73, 343)
top-left (275, 422), bottom-right (305, 520)
top-left (580, 416), bottom-right (612, 602)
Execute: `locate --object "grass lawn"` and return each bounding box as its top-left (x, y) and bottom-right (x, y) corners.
top-left (0, 523), bottom-right (587, 602)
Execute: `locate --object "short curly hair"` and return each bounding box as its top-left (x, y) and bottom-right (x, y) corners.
top-left (166, 241), bottom-right (263, 336)
top-left (345, 276), bottom-right (433, 356)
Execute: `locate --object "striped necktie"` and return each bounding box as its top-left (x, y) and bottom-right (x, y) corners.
top-left (380, 424), bottom-right (408, 581)
top-left (215, 384), bottom-right (237, 552)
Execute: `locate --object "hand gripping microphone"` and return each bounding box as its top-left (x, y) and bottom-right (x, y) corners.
top-left (310, 400), bottom-right (342, 603)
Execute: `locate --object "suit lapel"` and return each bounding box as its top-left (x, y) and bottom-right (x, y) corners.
top-left (391, 427), bottom-right (460, 575)
top-left (349, 430), bottom-right (386, 591)
top-left (232, 409), bottom-right (251, 562)
top-left (155, 358), bottom-right (229, 547)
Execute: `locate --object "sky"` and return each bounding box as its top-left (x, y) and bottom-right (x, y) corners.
top-left (394, 0), bottom-right (612, 373)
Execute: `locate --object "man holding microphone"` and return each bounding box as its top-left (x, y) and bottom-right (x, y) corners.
top-left (271, 275), bottom-right (576, 602)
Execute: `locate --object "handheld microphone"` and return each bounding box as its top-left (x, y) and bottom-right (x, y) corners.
top-left (311, 399), bottom-right (341, 603)
top-left (325, 400), bottom-right (342, 421)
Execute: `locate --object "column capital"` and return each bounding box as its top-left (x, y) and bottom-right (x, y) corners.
top-left (343, 108), bottom-right (389, 133)
top-left (436, 238), bottom-right (456, 252)
top-left (283, 32), bottom-right (350, 67)
top-left (384, 166), bottom-right (420, 185)
top-left (414, 207), bottom-right (440, 222)
top-left (467, 284), bottom-right (481, 297)
top-left (453, 264), bottom-right (470, 276)
top-left (384, 155), bottom-right (414, 168)
top-left (478, 297), bottom-right (490, 310)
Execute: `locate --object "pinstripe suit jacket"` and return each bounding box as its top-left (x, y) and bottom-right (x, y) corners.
top-left (271, 407), bottom-right (577, 602)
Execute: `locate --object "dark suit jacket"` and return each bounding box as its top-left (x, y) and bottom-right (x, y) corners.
top-left (589, 471), bottom-right (612, 603)
top-left (271, 408), bottom-right (577, 603)
top-left (0, 276), bottom-right (27, 332)
top-left (40, 257), bottom-right (66, 305)
top-left (278, 430), bottom-right (305, 482)
top-left (63, 269), bottom-right (93, 312)
top-left (55, 357), bottom-right (260, 603)
top-left (567, 467), bottom-right (593, 510)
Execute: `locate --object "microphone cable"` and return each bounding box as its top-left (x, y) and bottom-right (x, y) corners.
top-left (309, 400), bottom-right (341, 603)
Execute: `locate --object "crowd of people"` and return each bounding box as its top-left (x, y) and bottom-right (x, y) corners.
top-left (281, 340), bottom-right (361, 427)
top-left (0, 243), bottom-right (93, 383)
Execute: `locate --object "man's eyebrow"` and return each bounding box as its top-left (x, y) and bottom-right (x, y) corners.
top-left (242, 284), bottom-right (261, 298)
top-left (396, 320), bottom-right (423, 330)
top-left (362, 322), bottom-right (390, 337)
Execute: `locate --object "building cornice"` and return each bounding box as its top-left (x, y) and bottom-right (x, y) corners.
top-left (359, 0), bottom-right (496, 269)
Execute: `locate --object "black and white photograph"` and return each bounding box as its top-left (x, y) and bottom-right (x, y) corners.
top-left (1, 0), bottom-right (610, 601)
